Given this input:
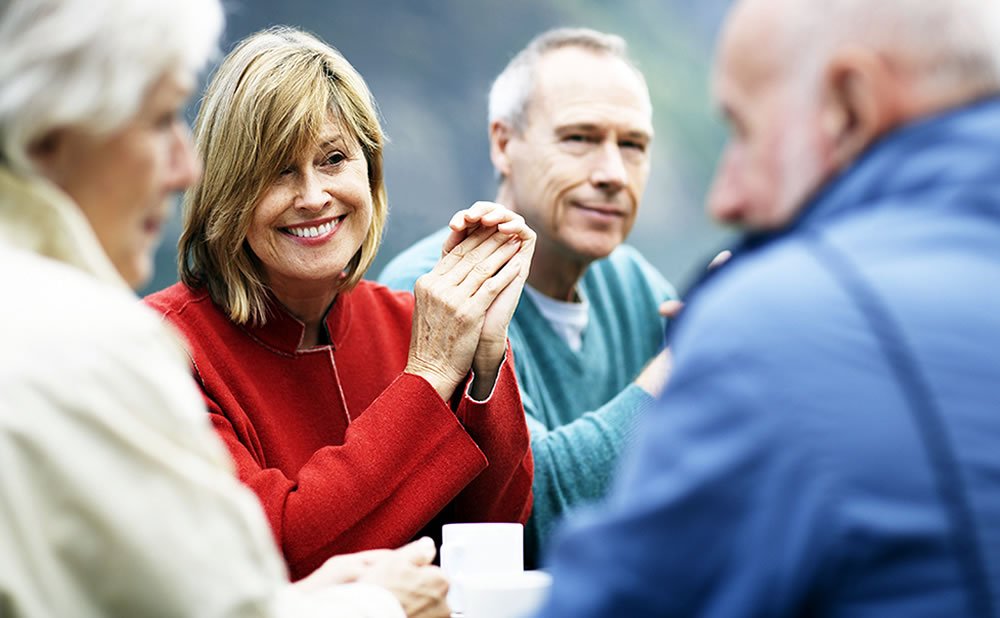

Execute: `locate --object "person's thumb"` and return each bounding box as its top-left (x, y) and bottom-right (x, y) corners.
top-left (395, 536), bottom-right (437, 566)
top-left (659, 299), bottom-right (684, 319)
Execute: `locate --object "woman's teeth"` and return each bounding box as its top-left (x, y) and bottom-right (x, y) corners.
top-left (286, 219), bottom-right (337, 238)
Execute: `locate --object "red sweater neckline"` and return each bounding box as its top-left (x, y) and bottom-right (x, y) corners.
top-left (242, 286), bottom-right (356, 354)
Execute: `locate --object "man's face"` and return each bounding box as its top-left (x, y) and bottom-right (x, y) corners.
top-left (498, 47), bottom-right (653, 267)
top-left (40, 73), bottom-right (200, 288)
top-left (707, 4), bottom-right (833, 232)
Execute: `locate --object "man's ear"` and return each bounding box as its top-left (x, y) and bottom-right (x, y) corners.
top-left (489, 120), bottom-right (514, 178)
top-left (818, 47), bottom-right (906, 168)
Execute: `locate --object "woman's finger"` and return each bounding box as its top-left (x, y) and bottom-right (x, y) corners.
top-left (430, 225), bottom-right (495, 277)
top-left (439, 228), bottom-right (521, 288)
top-left (441, 226), bottom-right (473, 256)
top-left (477, 205), bottom-right (520, 228)
top-left (455, 233), bottom-right (522, 295)
top-left (468, 243), bottom-right (524, 305)
top-left (495, 218), bottom-right (533, 241)
top-left (444, 202), bottom-right (526, 253)
top-left (449, 201), bottom-right (503, 231)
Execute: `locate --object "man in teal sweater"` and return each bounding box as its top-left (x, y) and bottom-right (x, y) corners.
top-left (378, 27), bottom-right (676, 564)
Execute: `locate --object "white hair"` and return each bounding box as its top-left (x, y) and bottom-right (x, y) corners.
top-left (786, 0), bottom-right (1000, 95)
top-left (488, 27), bottom-right (648, 132)
top-left (0, 0), bottom-right (224, 175)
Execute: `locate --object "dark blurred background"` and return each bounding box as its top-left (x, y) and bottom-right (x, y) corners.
top-left (143, 0), bottom-right (734, 296)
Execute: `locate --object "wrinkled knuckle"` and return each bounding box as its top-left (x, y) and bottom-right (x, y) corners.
top-left (414, 274), bottom-right (434, 293)
top-left (441, 297), bottom-right (463, 316)
top-left (481, 277), bottom-right (501, 295)
top-left (454, 304), bottom-right (477, 325)
top-left (460, 248), bottom-right (483, 266)
top-left (452, 310), bottom-right (471, 326)
top-left (430, 278), bottom-right (455, 298)
top-left (472, 262), bottom-right (495, 279)
top-left (424, 279), bottom-right (444, 297)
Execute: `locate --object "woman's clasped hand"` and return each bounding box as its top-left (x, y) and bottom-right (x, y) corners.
top-left (407, 201), bottom-right (535, 401)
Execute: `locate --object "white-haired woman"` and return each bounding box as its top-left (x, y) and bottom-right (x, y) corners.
top-left (0, 1), bottom-right (448, 616)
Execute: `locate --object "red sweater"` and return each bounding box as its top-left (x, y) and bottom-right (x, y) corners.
top-left (145, 281), bottom-right (533, 579)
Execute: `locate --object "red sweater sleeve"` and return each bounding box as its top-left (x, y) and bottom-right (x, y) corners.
top-left (202, 372), bottom-right (489, 579)
top-left (449, 344), bottom-right (534, 524)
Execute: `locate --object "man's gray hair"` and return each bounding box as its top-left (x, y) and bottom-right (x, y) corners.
top-left (789, 0), bottom-right (1000, 95)
top-left (488, 27), bottom-right (647, 132)
top-left (0, 0), bottom-right (224, 175)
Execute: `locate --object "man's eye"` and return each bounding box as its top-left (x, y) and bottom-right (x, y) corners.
top-left (563, 134), bottom-right (595, 144)
top-left (621, 140), bottom-right (647, 152)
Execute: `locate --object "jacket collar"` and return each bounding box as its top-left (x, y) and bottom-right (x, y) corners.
top-left (0, 166), bottom-right (129, 290)
top-left (668, 95), bottom-right (1000, 344)
top-left (243, 290), bottom-right (354, 354)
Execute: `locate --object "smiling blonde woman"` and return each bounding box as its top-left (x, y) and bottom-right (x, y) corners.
top-left (145, 27), bottom-right (536, 581)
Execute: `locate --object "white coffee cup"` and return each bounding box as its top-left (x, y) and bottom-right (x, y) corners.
top-left (459, 570), bottom-right (553, 618)
top-left (440, 523), bottom-right (524, 613)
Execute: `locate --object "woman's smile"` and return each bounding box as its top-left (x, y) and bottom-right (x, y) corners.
top-left (279, 214), bottom-right (347, 244)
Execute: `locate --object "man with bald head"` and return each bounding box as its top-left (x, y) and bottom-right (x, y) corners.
top-left (535, 0), bottom-right (1000, 615)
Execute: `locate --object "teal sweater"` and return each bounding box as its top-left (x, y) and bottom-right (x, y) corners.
top-left (378, 228), bottom-right (675, 563)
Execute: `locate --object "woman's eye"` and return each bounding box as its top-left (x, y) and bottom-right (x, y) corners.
top-left (155, 112), bottom-right (178, 131)
top-left (324, 152), bottom-right (346, 166)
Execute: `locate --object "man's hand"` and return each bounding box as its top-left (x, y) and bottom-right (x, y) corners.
top-left (656, 250), bottom-right (732, 320)
top-left (634, 347), bottom-right (673, 398)
top-left (642, 249), bottom-right (732, 397)
top-left (659, 299), bottom-right (684, 319)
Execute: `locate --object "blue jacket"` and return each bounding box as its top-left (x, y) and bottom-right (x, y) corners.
top-left (536, 98), bottom-right (1000, 617)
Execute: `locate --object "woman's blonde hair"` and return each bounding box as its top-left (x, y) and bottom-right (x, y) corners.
top-left (180, 26), bottom-right (387, 325)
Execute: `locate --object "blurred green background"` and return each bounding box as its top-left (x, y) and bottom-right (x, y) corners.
top-left (143, 0), bottom-right (734, 296)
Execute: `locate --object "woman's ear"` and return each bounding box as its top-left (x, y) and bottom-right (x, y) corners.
top-left (489, 120), bottom-right (514, 178)
top-left (818, 47), bottom-right (906, 168)
top-left (27, 129), bottom-right (66, 176)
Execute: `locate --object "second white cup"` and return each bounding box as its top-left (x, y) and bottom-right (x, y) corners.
top-left (440, 522), bottom-right (524, 613)
top-left (460, 570), bottom-right (553, 618)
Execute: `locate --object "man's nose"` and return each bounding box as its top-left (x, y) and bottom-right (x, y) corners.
top-left (590, 141), bottom-right (628, 191)
top-left (706, 146), bottom-right (745, 224)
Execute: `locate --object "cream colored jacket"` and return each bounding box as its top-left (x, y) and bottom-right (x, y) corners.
top-left (0, 167), bottom-right (403, 618)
